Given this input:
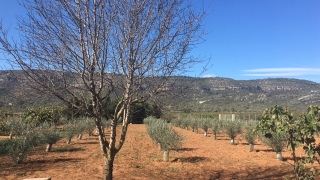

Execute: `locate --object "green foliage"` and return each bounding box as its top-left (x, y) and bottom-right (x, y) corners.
top-left (129, 102), bottom-right (161, 124)
top-left (79, 117), bottom-right (96, 136)
top-left (222, 119), bottom-right (242, 141)
top-left (210, 118), bottom-right (221, 139)
top-left (62, 119), bottom-right (83, 144)
top-left (181, 118), bottom-right (190, 129)
top-left (199, 118), bottom-right (210, 133)
top-left (0, 139), bottom-right (10, 156)
top-left (189, 118), bottom-right (199, 132)
top-left (145, 116), bottom-right (183, 151)
top-left (255, 105), bottom-right (320, 179)
top-left (0, 110), bottom-right (12, 135)
top-left (258, 131), bottom-right (287, 152)
top-left (22, 107), bottom-right (62, 126)
top-left (39, 122), bottom-right (63, 147)
top-left (243, 120), bottom-right (257, 144)
top-left (170, 117), bottom-right (182, 128)
top-left (4, 117), bottom-right (42, 164)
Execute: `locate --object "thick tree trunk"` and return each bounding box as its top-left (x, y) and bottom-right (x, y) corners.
top-left (103, 151), bottom-right (115, 180)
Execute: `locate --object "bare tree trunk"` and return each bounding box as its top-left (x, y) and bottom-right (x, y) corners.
top-left (67, 137), bottom-right (72, 144)
top-left (46, 143), bottom-right (53, 152)
top-left (78, 133), bottom-right (83, 140)
top-left (103, 149), bottom-right (116, 180)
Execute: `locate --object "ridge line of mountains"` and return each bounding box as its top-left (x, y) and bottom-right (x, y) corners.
top-left (1, 70), bottom-right (319, 112)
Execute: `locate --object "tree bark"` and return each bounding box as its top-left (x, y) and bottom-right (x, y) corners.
top-left (103, 149), bottom-right (116, 180)
top-left (46, 143), bottom-right (53, 152)
top-left (67, 137), bottom-right (72, 144)
top-left (78, 133), bottom-right (83, 140)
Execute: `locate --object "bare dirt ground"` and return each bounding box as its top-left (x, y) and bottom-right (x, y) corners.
top-left (0, 124), bottom-right (319, 180)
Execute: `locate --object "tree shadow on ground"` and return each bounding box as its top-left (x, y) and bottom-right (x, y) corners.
top-left (52, 147), bottom-right (84, 152)
top-left (208, 168), bottom-right (293, 180)
top-left (0, 157), bottom-right (84, 177)
top-left (77, 141), bottom-right (99, 145)
top-left (175, 166), bottom-right (294, 180)
top-left (255, 149), bottom-right (274, 152)
top-left (173, 147), bottom-right (198, 152)
top-left (171, 156), bottom-right (207, 163)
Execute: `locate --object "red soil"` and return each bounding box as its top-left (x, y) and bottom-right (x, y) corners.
top-left (0, 124), bottom-right (319, 180)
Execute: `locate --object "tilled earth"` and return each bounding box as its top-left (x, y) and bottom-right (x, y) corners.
top-left (0, 124), bottom-right (319, 180)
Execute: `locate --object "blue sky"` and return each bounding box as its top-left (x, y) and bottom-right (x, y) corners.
top-left (1, 0), bottom-right (320, 82)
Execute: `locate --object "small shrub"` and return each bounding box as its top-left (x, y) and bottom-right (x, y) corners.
top-left (39, 122), bottom-right (63, 152)
top-left (189, 118), bottom-right (199, 133)
top-left (4, 117), bottom-right (42, 164)
top-left (243, 120), bottom-right (257, 145)
top-left (258, 131), bottom-right (287, 153)
top-left (199, 118), bottom-right (210, 136)
top-left (223, 119), bottom-right (242, 145)
top-left (170, 118), bottom-right (182, 128)
top-left (181, 118), bottom-right (190, 130)
top-left (145, 116), bottom-right (183, 161)
top-left (211, 118), bottom-right (221, 140)
top-left (62, 119), bottom-right (82, 144)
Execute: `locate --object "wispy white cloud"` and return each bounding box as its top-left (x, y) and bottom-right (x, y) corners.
top-left (203, 74), bottom-right (216, 78)
top-left (243, 68), bottom-right (320, 77)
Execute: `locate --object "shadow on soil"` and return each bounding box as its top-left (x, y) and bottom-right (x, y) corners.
top-left (52, 147), bottom-right (85, 152)
top-left (171, 156), bottom-right (207, 163)
top-left (171, 166), bottom-right (294, 180)
top-left (0, 158), bottom-right (84, 178)
top-left (77, 141), bottom-right (99, 145)
top-left (174, 147), bottom-right (198, 152)
top-left (207, 167), bottom-right (293, 180)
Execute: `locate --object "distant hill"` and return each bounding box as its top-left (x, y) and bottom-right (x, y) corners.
top-left (1, 70), bottom-right (319, 112)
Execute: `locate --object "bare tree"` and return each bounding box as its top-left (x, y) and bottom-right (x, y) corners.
top-left (0, 0), bottom-right (206, 179)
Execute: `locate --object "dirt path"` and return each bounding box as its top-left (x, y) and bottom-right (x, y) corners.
top-left (0, 124), bottom-right (315, 179)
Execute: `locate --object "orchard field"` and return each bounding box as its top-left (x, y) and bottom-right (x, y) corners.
top-left (1, 123), bottom-right (318, 180)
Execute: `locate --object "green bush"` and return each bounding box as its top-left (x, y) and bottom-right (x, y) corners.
top-left (258, 131), bottom-right (287, 153)
top-left (0, 110), bottom-right (12, 135)
top-left (79, 117), bottom-right (97, 136)
top-left (145, 117), bottom-right (183, 151)
top-left (189, 118), bottom-right (199, 133)
top-left (222, 119), bottom-right (242, 145)
top-left (39, 122), bottom-right (63, 152)
top-left (199, 118), bottom-right (210, 136)
top-left (170, 117), bottom-right (182, 128)
top-left (4, 117), bottom-right (42, 164)
top-left (243, 120), bottom-right (257, 145)
top-left (210, 118), bottom-right (221, 140)
top-left (22, 107), bottom-right (62, 126)
top-left (0, 139), bottom-right (10, 156)
top-left (181, 118), bottom-right (190, 130)
top-left (62, 119), bottom-right (82, 144)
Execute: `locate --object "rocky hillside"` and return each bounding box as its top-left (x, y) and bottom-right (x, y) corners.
top-left (1, 70), bottom-right (320, 112)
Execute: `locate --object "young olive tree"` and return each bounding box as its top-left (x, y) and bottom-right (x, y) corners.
top-left (5, 117), bottom-right (42, 164)
top-left (145, 117), bottom-right (183, 161)
top-left (223, 119), bottom-right (242, 145)
top-left (199, 117), bottom-right (210, 136)
top-left (210, 117), bottom-right (220, 140)
top-left (0, 1), bottom-right (206, 179)
top-left (243, 120), bottom-right (257, 151)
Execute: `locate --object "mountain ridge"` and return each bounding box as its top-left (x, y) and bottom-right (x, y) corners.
top-left (0, 70), bottom-right (319, 112)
